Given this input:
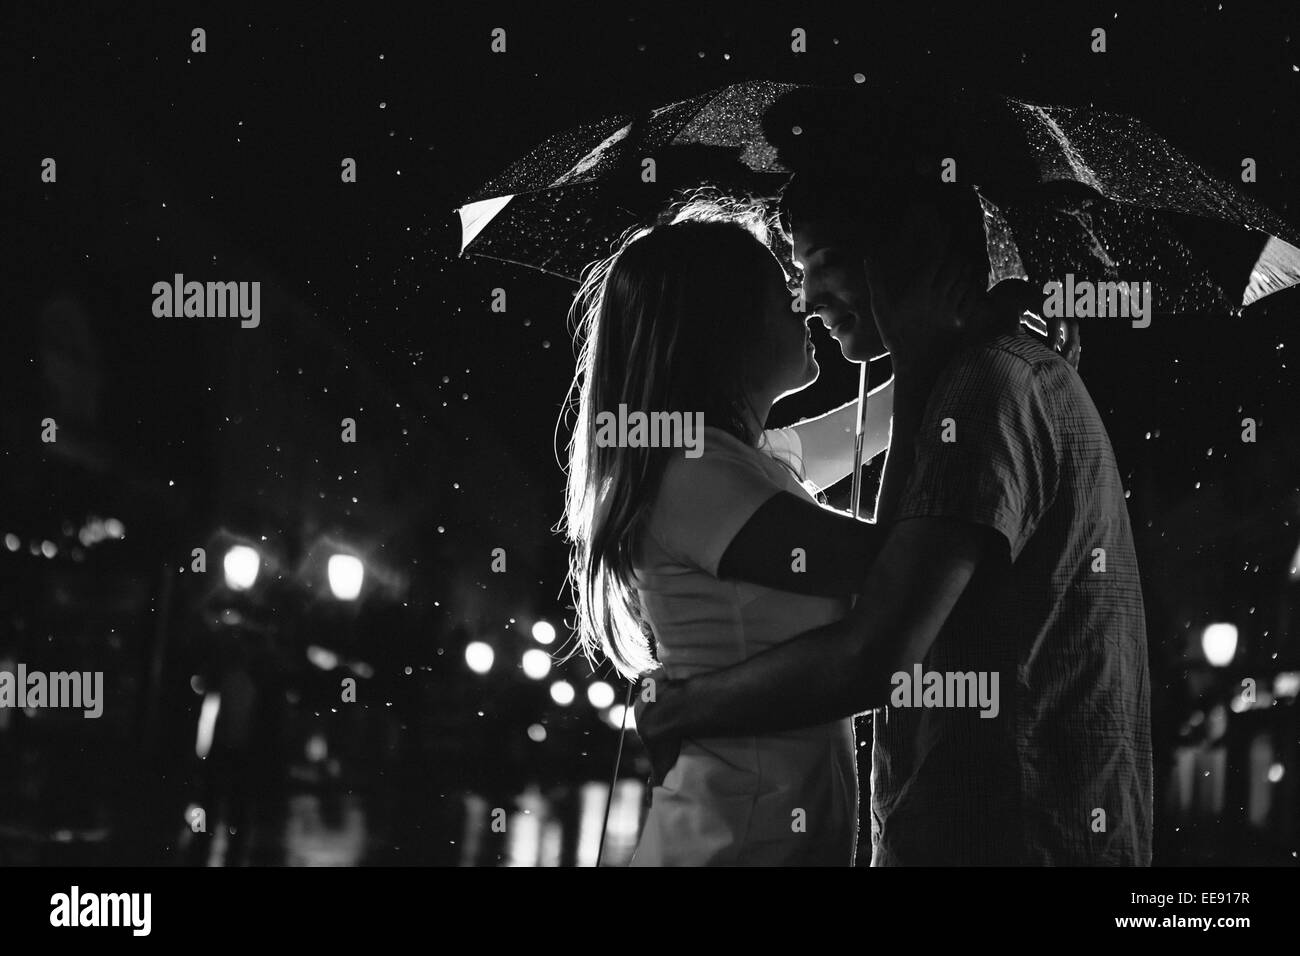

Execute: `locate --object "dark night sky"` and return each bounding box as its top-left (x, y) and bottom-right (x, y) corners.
top-left (5, 1), bottom-right (1300, 665)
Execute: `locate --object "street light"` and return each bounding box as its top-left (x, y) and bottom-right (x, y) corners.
top-left (223, 545), bottom-right (260, 591)
top-left (587, 681), bottom-right (615, 709)
top-left (521, 649), bottom-right (552, 680)
top-left (607, 703), bottom-right (634, 730)
top-left (465, 641), bottom-right (495, 675)
top-left (1202, 623), bottom-right (1238, 667)
top-left (328, 554), bottom-right (365, 600)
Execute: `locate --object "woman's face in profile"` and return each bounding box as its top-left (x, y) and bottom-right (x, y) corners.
top-left (751, 250), bottom-right (820, 401)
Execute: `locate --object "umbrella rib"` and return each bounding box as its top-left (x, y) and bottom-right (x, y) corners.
top-left (461, 250), bottom-right (580, 283)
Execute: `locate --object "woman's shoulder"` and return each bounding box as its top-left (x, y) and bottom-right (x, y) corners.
top-left (661, 427), bottom-right (778, 482)
top-left (641, 429), bottom-right (789, 573)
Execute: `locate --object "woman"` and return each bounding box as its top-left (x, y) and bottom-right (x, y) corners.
top-left (562, 202), bottom-right (893, 865)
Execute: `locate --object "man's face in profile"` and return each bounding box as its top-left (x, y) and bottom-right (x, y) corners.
top-left (792, 216), bottom-right (888, 363)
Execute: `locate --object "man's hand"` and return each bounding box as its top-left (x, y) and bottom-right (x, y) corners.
top-left (632, 669), bottom-right (683, 787)
top-left (994, 280), bottom-right (1083, 369)
top-left (1049, 315), bottom-right (1082, 368)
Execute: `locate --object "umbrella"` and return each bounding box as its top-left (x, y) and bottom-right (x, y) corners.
top-left (456, 80), bottom-right (803, 280)
top-left (760, 82), bottom-right (1300, 313)
top-left (455, 81), bottom-right (891, 518)
top-left (458, 81), bottom-right (1300, 308)
top-left (456, 81), bottom-right (1300, 517)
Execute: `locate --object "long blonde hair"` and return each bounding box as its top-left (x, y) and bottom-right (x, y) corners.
top-left (562, 198), bottom-right (781, 679)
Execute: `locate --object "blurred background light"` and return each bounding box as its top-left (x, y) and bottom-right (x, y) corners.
top-left (587, 681), bottom-right (615, 709)
top-left (306, 733), bottom-right (328, 762)
top-left (465, 641), bottom-right (495, 675)
top-left (223, 544), bottom-right (260, 591)
top-left (531, 620), bottom-right (556, 645)
top-left (195, 692), bottom-right (221, 759)
top-left (606, 703), bottom-right (634, 730)
top-left (306, 645), bottom-right (341, 671)
top-left (1201, 622), bottom-right (1238, 667)
top-left (1273, 672), bottom-right (1300, 698)
top-left (549, 680), bottom-right (575, 706)
top-left (328, 553), bottom-right (365, 600)
top-left (521, 648), bottom-right (552, 680)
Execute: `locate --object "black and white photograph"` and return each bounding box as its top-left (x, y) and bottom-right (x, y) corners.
top-left (3, 0), bottom-right (1298, 937)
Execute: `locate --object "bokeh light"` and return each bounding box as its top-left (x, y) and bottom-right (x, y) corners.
top-left (1202, 623), bottom-right (1238, 667)
top-left (521, 648), bottom-right (552, 680)
top-left (328, 554), bottom-right (365, 600)
top-left (465, 641), bottom-right (495, 674)
top-left (587, 681), bottom-right (615, 709)
top-left (223, 545), bottom-right (260, 591)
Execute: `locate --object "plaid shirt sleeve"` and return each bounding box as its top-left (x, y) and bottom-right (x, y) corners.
top-left (893, 345), bottom-right (1061, 562)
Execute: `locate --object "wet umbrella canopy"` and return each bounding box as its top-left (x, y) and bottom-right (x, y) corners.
top-left (459, 80), bottom-right (1300, 314)
top-left (457, 78), bottom-right (1300, 519)
top-left (768, 82), bottom-right (1300, 312)
top-left (457, 80), bottom-right (802, 279)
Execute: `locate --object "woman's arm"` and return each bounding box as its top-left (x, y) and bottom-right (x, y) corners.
top-left (783, 375), bottom-right (894, 492)
top-left (716, 491), bottom-right (882, 597)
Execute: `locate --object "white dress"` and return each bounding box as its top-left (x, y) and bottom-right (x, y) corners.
top-left (629, 426), bottom-right (858, 866)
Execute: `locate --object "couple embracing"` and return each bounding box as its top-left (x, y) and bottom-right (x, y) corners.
top-left (563, 160), bottom-right (1152, 866)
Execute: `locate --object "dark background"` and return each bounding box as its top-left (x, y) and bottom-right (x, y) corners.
top-left (2, 1), bottom-right (1297, 865)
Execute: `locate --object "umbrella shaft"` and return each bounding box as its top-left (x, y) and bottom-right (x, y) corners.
top-left (850, 361), bottom-right (872, 519)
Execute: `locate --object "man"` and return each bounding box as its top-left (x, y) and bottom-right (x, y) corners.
top-left (635, 173), bottom-right (1153, 865)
